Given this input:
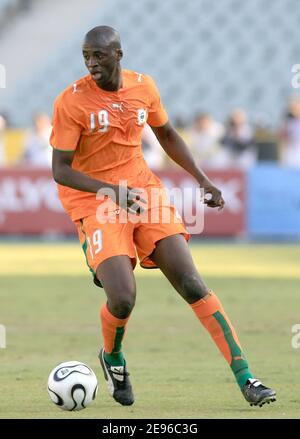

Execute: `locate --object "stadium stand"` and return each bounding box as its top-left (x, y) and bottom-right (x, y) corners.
top-left (0, 0), bottom-right (300, 127)
top-left (0, 0), bottom-right (21, 32)
top-left (0, 0), bottom-right (17, 15)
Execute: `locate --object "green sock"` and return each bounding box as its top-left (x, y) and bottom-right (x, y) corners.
top-left (231, 357), bottom-right (254, 389)
top-left (104, 351), bottom-right (125, 367)
top-left (213, 311), bottom-right (254, 389)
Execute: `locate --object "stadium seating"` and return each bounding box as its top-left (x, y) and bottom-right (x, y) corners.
top-left (0, 0), bottom-right (15, 14)
top-left (0, 0), bottom-right (300, 126)
top-left (0, 0), bottom-right (23, 22)
top-left (0, 0), bottom-right (20, 32)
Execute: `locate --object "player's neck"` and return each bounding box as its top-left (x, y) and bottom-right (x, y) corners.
top-left (96, 66), bottom-right (123, 92)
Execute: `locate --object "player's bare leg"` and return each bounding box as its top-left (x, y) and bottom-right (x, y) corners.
top-left (150, 234), bottom-right (276, 407)
top-left (96, 255), bottom-right (135, 406)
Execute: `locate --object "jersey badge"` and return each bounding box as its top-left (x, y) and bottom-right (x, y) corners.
top-left (137, 108), bottom-right (147, 125)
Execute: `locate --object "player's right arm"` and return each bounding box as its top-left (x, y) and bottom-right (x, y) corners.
top-left (52, 150), bottom-right (144, 214)
top-left (52, 149), bottom-right (109, 193)
top-left (50, 93), bottom-right (105, 193)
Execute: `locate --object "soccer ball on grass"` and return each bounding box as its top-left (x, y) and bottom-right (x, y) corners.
top-left (47, 361), bottom-right (98, 411)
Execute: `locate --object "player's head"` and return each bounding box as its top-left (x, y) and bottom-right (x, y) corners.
top-left (82, 26), bottom-right (123, 88)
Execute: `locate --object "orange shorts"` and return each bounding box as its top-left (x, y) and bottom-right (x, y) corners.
top-left (75, 203), bottom-right (189, 282)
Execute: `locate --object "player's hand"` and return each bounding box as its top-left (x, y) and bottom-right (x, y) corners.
top-left (127, 187), bottom-right (147, 215)
top-left (113, 185), bottom-right (147, 215)
top-left (200, 180), bottom-right (225, 211)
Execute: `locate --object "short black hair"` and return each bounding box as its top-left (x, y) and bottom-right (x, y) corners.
top-left (84, 25), bottom-right (121, 49)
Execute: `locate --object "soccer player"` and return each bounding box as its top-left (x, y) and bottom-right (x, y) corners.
top-left (51, 26), bottom-right (276, 408)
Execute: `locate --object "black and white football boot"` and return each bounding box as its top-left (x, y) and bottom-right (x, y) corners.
top-left (99, 347), bottom-right (134, 406)
top-left (242, 378), bottom-right (276, 407)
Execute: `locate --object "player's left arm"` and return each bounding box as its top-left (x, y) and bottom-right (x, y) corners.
top-left (151, 121), bottom-right (225, 210)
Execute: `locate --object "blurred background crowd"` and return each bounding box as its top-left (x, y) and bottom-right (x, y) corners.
top-left (1, 100), bottom-right (300, 170)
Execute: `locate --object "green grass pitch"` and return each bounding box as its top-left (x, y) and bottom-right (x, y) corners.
top-left (0, 242), bottom-right (299, 419)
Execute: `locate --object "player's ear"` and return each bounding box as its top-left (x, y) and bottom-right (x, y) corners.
top-left (116, 49), bottom-right (123, 61)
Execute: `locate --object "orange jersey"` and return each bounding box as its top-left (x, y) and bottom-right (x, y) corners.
top-left (50, 70), bottom-right (168, 220)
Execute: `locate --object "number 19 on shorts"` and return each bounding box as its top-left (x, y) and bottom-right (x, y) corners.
top-left (87, 229), bottom-right (102, 259)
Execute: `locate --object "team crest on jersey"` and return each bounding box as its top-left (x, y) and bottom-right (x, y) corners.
top-left (137, 109), bottom-right (147, 125)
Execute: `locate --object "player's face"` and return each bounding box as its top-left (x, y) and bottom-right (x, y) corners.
top-left (82, 41), bottom-right (121, 86)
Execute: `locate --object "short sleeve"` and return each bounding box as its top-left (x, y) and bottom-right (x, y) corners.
top-left (50, 96), bottom-right (83, 151)
top-left (146, 76), bottom-right (169, 127)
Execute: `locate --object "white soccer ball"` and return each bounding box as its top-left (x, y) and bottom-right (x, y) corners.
top-left (47, 361), bottom-right (98, 411)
